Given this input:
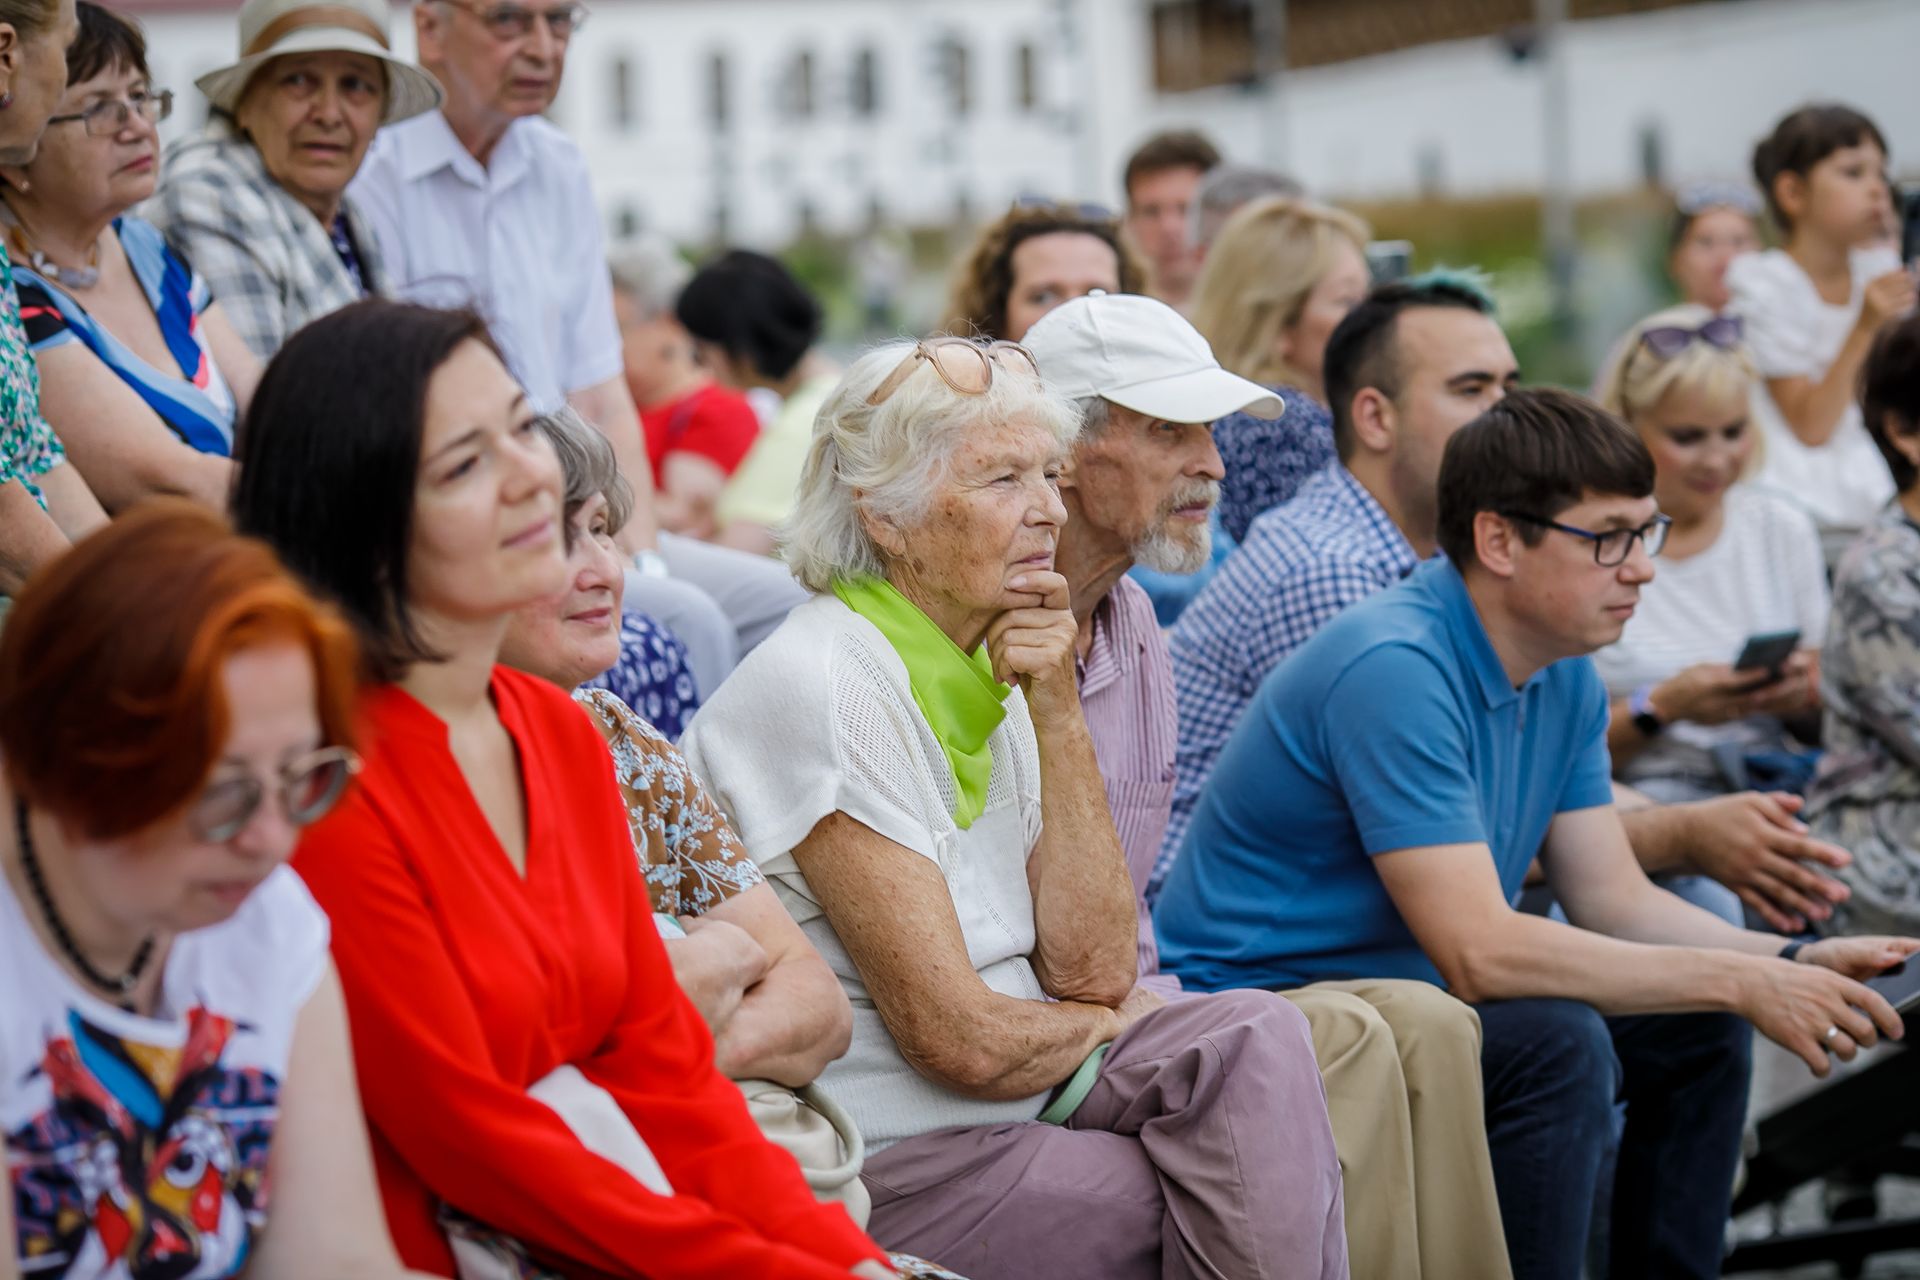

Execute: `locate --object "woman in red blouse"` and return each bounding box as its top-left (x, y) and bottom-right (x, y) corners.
top-left (229, 300), bottom-right (893, 1280)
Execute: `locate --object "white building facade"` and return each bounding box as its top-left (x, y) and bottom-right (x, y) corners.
top-left (137, 0), bottom-right (1920, 248)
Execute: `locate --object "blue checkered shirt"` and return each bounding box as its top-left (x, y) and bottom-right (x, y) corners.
top-left (1150, 464), bottom-right (1421, 899)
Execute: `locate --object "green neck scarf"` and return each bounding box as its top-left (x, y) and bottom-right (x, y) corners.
top-left (832, 575), bottom-right (1011, 828)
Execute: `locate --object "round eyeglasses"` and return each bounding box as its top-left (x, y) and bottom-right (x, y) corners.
top-left (865, 337), bottom-right (1040, 407)
top-left (188, 746), bottom-right (360, 843)
top-left (46, 88), bottom-right (173, 138)
top-left (1500, 510), bottom-right (1672, 566)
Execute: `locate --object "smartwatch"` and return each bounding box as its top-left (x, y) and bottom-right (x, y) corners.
top-left (1628, 684), bottom-right (1664, 737)
top-left (1780, 940), bottom-right (1808, 963)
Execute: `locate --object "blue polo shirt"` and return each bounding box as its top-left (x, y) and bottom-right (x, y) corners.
top-left (1154, 557), bottom-right (1615, 991)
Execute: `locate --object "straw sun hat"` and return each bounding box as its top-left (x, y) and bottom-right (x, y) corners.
top-left (195, 0), bottom-right (443, 125)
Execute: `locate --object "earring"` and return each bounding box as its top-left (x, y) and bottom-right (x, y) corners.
top-left (0, 93), bottom-right (13, 110)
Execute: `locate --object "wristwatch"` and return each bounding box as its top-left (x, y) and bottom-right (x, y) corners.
top-left (1780, 940), bottom-right (1808, 963)
top-left (1629, 684), bottom-right (1664, 737)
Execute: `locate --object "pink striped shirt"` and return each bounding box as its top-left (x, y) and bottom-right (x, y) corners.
top-left (1076, 575), bottom-right (1184, 995)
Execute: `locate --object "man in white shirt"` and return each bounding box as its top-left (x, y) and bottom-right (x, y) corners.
top-left (351, 0), bottom-right (802, 686)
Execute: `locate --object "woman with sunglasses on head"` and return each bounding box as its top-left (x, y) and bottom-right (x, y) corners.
top-left (1667, 182), bottom-right (1764, 313)
top-left (1593, 306), bottom-right (1833, 922)
top-left (235, 299), bottom-right (897, 1280)
top-left (680, 337), bottom-right (1345, 1280)
top-left (3, 4), bottom-right (261, 514)
top-left (0, 500), bottom-right (434, 1280)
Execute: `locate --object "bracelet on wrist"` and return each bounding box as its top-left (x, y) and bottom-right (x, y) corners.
top-left (1629, 684), bottom-right (1665, 737)
top-left (1779, 939), bottom-right (1808, 963)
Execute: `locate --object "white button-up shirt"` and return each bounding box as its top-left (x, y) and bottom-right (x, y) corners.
top-left (349, 112), bottom-right (622, 413)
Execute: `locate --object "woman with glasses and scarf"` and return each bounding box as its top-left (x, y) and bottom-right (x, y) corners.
top-left (0, 501), bottom-right (431, 1279)
top-left (2, 4), bottom-right (262, 513)
top-left (1592, 305), bottom-right (1835, 924)
top-left (680, 337), bottom-right (1345, 1280)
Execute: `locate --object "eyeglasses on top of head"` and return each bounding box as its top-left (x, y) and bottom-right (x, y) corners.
top-left (866, 336), bottom-right (1040, 407)
top-left (188, 745), bottom-right (361, 843)
top-left (441, 0), bottom-right (589, 41)
top-left (1499, 510), bottom-right (1672, 566)
top-left (46, 88), bottom-right (173, 137)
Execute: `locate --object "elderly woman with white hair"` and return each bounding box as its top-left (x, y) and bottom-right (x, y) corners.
top-left (1592, 305), bottom-right (1836, 923)
top-left (680, 337), bottom-right (1346, 1279)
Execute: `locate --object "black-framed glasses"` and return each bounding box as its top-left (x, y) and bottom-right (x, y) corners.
top-left (441, 0), bottom-right (588, 41)
top-left (46, 88), bottom-right (172, 137)
top-left (1501, 510), bottom-right (1671, 566)
top-left (1638, 315), bottom-right (1744, 361)
top-left (188, 746), bottom-right (361, 843)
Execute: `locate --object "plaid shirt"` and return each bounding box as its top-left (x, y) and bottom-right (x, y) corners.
top-left (144, 120), bottom-right (385, 360)
top-left (1151, 464), bottom-right (1419, 898)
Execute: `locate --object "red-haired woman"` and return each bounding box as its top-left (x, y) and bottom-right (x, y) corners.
top-left (0, 501), bottom-right (426, 1279)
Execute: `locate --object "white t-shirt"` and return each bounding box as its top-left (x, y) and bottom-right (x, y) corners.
top-left (1593, 486), bottom-right (1829, 790)
top-left (349, 112), bottom-right (623, 413)
top-left (2, 865), bottom-right (328, 1278)
top-left (1726, 245), bottom-right (1900, 532)
top-left (680, 594), bottom-right (1051, 1151)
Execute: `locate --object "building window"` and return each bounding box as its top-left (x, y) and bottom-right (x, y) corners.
top-left (1014, 42), bottom-right (1039, 112)
top-left (615, 205), bottom-right (641, 239)
top-left (1150, 0), bottom-right (1257, 94)
top-left (785, 49), bottom-right (816, 118)
top-left (707, 51), bottom-right (731, 131)
top-left (1638, 120), bottom-right (1665, 188)
top-left (610, 55), bottom-right (636, 130)
top-left (850, 46), bottom-right (879, 117)
top-left (935, 35), bottom-right (971, 117)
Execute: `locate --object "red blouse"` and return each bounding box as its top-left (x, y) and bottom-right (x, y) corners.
top-left (293, 667), bottom-right (882, 1279)
top-left (639, 382), bottom-right (760, 483)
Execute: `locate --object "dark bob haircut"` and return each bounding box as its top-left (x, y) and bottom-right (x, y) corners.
top-left (231, 300), bottom-right (499, 681)
top-left (1861, 313), bottom-right (1920, 493)
top-left (1752, 103), bottom-right (1889, 233)
top-left (1323, 278), bottom-right (1495, 462)
top-left (676, 249), bottom-right (822, 383)
top-left (1436, 386), bottom-right (1654, 570)
top-left (69, 1), bottom-right (148, 88)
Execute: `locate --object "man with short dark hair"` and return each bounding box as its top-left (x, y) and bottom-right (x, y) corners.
top-left (1156, 386), bottom-right (1920, 1279)
top-left (1158, 281), bottom-right (1860, 935)
top-left (1121, 128), bottom-right (1220, 312)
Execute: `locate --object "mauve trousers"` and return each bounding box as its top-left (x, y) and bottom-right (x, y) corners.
top-left (860, 990), bottom-right (1349, 1280)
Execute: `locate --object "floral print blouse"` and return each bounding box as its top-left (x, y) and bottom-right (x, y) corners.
top-left (1808, 505), bottom-right (1920, 935)
top-left (0, 243), bottom-right (65, 508)
top-left (573, 687), bottom-right (764, 915)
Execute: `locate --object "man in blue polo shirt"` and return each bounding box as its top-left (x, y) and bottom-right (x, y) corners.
top-left (1156, 387), bottom-right (1920, 1280)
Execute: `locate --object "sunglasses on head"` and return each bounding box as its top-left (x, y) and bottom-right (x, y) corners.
top-left (1674, 182), bottom-right (1763, 219)
top-left (1012, 195), bottom-right (1118, 223)
top-left (1638, 315), bottom-right (1744, 361)
top-left (866, 337), bottom-right (1040, 407)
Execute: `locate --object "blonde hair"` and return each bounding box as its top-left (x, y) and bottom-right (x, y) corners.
top-left (1189, 196), bottom-right (1371, 387)
top-left (781, 341), bottom-right (1082, 593)
top-left (1596, 303), bottom-right (1764, 475)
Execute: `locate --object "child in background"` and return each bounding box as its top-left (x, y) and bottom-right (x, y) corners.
top-left (1727, 103), bottom-right (1916, 561)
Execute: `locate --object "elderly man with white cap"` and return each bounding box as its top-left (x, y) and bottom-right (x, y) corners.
top-left (1025, 291), bottom-right (1511, 1280)
top-left (147, 0), bottom-right (443, 359)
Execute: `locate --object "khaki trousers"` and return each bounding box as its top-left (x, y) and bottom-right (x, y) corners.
top-left (1282, 980), bottom-right (1512, 1280)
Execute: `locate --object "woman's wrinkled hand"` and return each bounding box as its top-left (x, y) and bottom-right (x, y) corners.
top-left (987, 569), bottom-right (1082, 730)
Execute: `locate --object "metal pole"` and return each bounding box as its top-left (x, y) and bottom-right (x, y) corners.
top-left (1254, 0), bottom-right (1289, 172)
top-left (1537, 0), bottom-right (1576, 339)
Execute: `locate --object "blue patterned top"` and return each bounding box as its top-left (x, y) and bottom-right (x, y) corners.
top-left (1214, 384), bottom-right (1336, 544)
top-left (579, 610), bottom-right (702, 740)
top-left (0, 242), bottom-right (65, 508)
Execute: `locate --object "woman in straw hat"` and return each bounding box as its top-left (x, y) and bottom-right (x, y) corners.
top-left (144, 0), bottom-right (441, 360)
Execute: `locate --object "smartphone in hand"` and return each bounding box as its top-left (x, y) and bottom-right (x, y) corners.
top-left (1733, 629), bottom-right (1801, 683)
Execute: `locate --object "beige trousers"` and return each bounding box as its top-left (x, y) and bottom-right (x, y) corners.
top-left (1282, 979), bottom-right (1512, 1280)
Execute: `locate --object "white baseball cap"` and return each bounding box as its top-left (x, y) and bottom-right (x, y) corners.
top-left (1022, 292), bottom-right (1284, 424)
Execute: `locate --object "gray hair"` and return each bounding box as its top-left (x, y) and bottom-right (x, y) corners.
top-left (1073, 395), bottom-right (1113, 438)
top-left (1192, 165), bottom-right (1307, 250)
top-left (535, 406), bottom-right (635, 539)
top-left (782, 341), bottom-right (1083, 593)
top-left (609, 234), bottom-right (693, 320)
